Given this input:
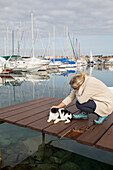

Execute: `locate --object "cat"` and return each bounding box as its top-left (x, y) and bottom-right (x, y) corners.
top-left (47, 107), bottom-right (73, 124)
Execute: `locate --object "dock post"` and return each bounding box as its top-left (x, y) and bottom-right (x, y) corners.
top-left (0, 151), bottom-right (2, 169)
top-left (42, 133), bottom-right (45, 144)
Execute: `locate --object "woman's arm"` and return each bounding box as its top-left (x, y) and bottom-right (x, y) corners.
top-left (51, 90), bottom-right (76, 108)
top-left (62, 89), bottom-right (76, 105)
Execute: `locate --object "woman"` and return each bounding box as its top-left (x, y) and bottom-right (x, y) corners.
top-left (52, 72), bottom-right (113, 124)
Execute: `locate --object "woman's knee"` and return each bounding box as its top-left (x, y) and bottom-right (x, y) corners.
top-left (76, 100), bottom-right (81, 109)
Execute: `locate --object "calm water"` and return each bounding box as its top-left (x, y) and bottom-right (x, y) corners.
top-left (0, 65), bottom-right (113, 169)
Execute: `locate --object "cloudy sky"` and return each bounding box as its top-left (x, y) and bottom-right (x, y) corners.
top-left (0, 0), bottom-right (113, 56)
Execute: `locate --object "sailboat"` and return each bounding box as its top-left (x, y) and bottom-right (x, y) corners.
top-left (9, 11), bottom-right (48, 73)
top-left (24, 12), bottom-right (49, 72)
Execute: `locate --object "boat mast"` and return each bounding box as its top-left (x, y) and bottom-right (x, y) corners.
top-left (24, 27), bottom-right (26, 57)
top-left (72, 33), bottom-right (74, 60)
top-left (64, 25), bottom-right (66, 57)
top-left (31, 11), bottom-right (34, 58)
top-left (36, 28), bottom-right (39, 57)
top-left (6, 26), bottom-right (9, 55)
top-left (90, 51), bottom-right (93, 62)
top-left (12, 30), bottom-right (14, 55)
top-left (64, 25), bottom-right (68, 58)
top-left (4, 37), bottom-right (6, 56)
top-left (48, 32), bottom-right (50, 56)
top-left (19, 22), bottom-right (21, 56)
top-left (75, 38), bottom-right (78, 60)
top-left (17, 28), bottom-right (20, 55)
top-left (0, 32), bottom-right (3, 56)
top-left (79, 42), bottom-right (80, 60)
top-left (47, 31), bottom-right (50, 56)
top-left (68, 32), bottom-right (76, 60)
top-left (53, 25), bottom-right (55, 61)
top-left (66, 26), bottom-right (68, 57)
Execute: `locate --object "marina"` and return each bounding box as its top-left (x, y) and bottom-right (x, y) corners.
top-left (0, 1), bottom-right (113, 169)
top-left (0, 10), bottom-right (113, 77)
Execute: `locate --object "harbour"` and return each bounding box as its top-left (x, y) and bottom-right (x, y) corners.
top-left (0, 10), bottom-right (113, 77)
top-left (0, 0), bottom-right (113, 169)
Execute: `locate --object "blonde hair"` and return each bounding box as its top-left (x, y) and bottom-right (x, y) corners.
top-left (69, 72), bottom-right (89, 89)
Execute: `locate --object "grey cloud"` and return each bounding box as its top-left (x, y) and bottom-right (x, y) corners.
top-left (0, 0), bottom-right (113, 36)
top-left (0, 0), bottom-right (113, 56)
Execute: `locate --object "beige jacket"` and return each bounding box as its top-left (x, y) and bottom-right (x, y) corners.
top-left (63, 76), bottom-right (113, 117)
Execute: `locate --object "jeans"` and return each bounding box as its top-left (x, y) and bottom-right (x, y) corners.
top-left (76, 100), bottom-right (96, 114)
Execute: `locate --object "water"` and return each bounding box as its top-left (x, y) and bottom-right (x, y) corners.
top-left (0, 65), bottom-right (113, 169)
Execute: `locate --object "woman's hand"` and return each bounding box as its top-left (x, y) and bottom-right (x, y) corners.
top-left (51, 106), bottom-right (59, 109)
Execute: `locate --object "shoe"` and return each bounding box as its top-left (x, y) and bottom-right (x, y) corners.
top-left (73, 112), bottom-right (88, 119)
top-left (94, 116), bottom-right (108, 124)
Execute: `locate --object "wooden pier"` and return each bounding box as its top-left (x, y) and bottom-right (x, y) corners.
top-left (0, 97), bottom-right (113, 153)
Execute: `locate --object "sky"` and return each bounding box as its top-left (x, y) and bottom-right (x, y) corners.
top-left (0, 0), bottom-right (113, 56)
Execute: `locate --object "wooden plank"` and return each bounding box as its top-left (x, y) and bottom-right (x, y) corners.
top-left (46, 113), bottom-right (96, 138)
top-left (58, 118), bottom-right (91, 138)
top-left (27, 116), bottom-right (53, 132)
top-left (2, 99), bottom-right (62, 124)
top-left (0, 97), bottom-right (50, 114)
top-left (95, 125), bottom-right (113, 152)
top-left (76, 113), bottom-right (113, 146)
top-left (61, 114), bottom-right (97, 139)
top-left (0, 98), bottom-right (61, 119)
top-left (65, 131), bottom-right (83, 140)
top-left (15, 100), bottom-right (76, 127)
top-left (43, 119), bottom-right (77, 137)
top-left (4, 99), bottom-right (62, 125)
top-left (0, 97), bottom-right (58, 116)
top-left (16, 110), bottom-right (49, 127)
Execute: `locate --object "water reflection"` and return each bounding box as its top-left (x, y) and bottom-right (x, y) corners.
top-left (0, 71), bottom-right (50, 86)
top-left (0, 65), bottom-right (113, 107)
top-left (0, 123), bottom-right (43, 168)
top-left (0, 65), bottom-right (113, 169)
top-left (1, 135), bottom-right (113, 169)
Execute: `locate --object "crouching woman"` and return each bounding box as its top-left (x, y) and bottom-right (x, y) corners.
top-left (52, 72), bottom-right (113, 124)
